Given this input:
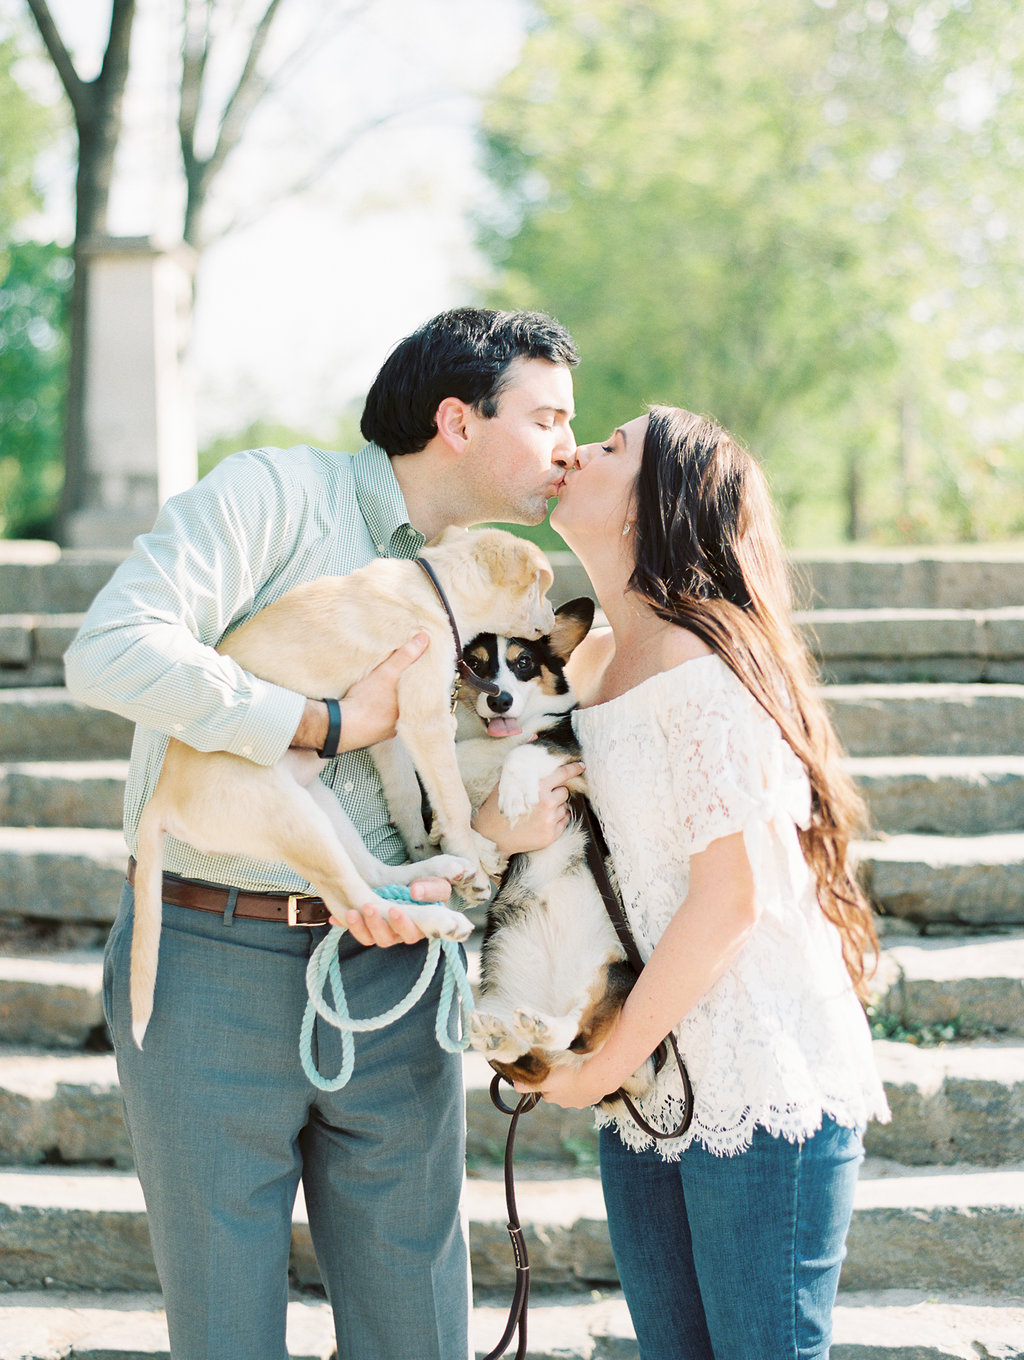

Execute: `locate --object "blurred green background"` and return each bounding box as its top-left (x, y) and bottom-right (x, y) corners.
top-left (2, 0), bottom-right (1023, 550)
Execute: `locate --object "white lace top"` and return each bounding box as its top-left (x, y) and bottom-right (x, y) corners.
top-left (574, 653), bottom-right (890, 1160)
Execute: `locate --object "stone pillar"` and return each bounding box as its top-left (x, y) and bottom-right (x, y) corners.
top-left (63, 236), bottom-right (198, 548)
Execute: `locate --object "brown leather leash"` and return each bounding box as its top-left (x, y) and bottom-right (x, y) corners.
top-left (482, 1076), bottom-right (540, 1360)
top-left (482, 793), bottom-right (696, 1358)
top-left (575, 792), bottom-right (695, 1141)
top-left (415, 556), bottom-right (501, 711)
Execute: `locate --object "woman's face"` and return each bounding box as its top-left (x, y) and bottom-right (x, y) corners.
top-left (549, 413), bottom-right (648, 550)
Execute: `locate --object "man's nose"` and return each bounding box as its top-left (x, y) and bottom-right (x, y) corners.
top-left (553, 425), bottom-right (577, 468)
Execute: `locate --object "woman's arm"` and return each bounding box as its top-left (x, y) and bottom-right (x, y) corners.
top-left (517, 829), bottom-right (758, 1108)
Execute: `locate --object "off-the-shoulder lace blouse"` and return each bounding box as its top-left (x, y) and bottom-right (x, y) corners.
top-left (574, 652), bottom-right (889, 1160)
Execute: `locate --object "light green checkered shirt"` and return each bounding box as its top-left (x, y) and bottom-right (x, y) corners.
top-left (64, 442), bottom-right (425, 892)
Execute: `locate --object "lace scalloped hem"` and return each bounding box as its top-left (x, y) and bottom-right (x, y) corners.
top-left (594, 1094), bottom-right (887, 1162)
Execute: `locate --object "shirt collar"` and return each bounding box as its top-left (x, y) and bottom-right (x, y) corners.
top-left (352, 442), bottom-right (425, 560)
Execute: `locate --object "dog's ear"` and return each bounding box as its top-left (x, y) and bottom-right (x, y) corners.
top-left (547, 596), bottom-right (596, 660)
top-left (477, 530), bottom-right (554, 595)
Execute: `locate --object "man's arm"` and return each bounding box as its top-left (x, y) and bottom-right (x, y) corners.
top-left (64, 450), bottom-right (309, 767)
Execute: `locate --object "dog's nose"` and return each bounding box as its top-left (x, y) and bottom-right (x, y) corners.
top-left (487, 691), bottom-right (514, 715)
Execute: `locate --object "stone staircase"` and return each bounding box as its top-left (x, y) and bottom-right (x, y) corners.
top-left (0, 539), bottom-right (1023, 1359)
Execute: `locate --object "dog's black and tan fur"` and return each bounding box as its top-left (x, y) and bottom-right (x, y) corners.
top-left (457, 599), bottom-right (657, 1107)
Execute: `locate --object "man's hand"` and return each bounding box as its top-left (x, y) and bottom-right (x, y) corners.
top-left (334, 877), bottom-right (454, 948)
top-left (291, 633), bottom-right (430, 754)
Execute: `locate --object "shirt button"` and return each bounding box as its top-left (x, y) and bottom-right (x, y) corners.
top-left (241, 745), bottom-right (253, 757)
top-left (173, 723), bottom-right (184, 732)
top-left (343, 781), bottom-right (354, 793)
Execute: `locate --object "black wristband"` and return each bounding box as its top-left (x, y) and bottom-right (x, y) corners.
top-left (318, 697), bottom-right (342, 759)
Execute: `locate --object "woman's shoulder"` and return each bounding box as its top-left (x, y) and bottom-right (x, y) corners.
top-left (565, 626), bottom-right (615, 705)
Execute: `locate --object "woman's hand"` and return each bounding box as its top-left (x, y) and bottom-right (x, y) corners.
top-left (473, 758), bottom-right (586, 857)
top-left (333, 875), bottom-right (454, 948)
top-left (513, 1051), bottom-right (622, 1110)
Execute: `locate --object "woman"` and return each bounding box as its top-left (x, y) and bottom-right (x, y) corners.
top-left (528, 407), bottom-right (889, 1359)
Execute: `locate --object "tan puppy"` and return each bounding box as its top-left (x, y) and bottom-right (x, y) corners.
top-left (130, 527), bottom-right (555, 1046)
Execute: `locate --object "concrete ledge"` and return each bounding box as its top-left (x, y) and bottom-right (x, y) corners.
top-left (848, 756), bottom-right (1024, 837)
top-left (0, 953), bottom-right (105, 1048)
top-left (0, 760), bottom-right (128, 829)
top-left (0, 828), bottom-right (128, 924)
top-left (859, 834), bottom-right (1024, 927)
top-left (0, 690), bottom-right (132, 761)
top-left (873, 934), bottom-right (1024, 1034)
top-left (826, 684), bottom-right (1024, 757)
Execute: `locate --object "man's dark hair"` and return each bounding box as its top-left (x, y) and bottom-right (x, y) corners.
top-left (360, 306), bottom-right (579, 455)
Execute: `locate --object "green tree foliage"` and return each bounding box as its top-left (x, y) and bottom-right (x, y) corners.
top-left (0, 241), bottom-right (71, 536)
top-left (0, 34), bottom-right (70, 538)
top-left (480, 0), bottom-right (1024, 545)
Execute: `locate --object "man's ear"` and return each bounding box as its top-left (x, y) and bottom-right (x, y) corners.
top-left (435, 396), bottom-right (472, 453)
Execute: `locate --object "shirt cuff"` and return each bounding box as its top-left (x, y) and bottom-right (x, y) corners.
top-left (226, 679), bottom-right (308, 765)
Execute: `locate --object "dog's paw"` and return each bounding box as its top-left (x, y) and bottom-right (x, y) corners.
top-left (405, 900), bottom-right (474, 943)
top-left (511, 1007), bottom-right (580, 1053)
top-left (415, 852), bottom-right (477, 884)
top-left (497, 744), bottom-right (564, 826)
top-left (468, 1010), bottom-right (527, 1061)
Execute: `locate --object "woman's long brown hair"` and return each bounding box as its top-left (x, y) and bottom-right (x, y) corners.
top-left (630, 406), bottom-right (879, 997)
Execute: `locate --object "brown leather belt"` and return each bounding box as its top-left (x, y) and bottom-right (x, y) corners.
top-left (126, 858), bottom-right (333, 926)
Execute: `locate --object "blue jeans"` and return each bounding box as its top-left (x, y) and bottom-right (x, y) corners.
top-left (599, 1116), bottom-right (863, 1360)
top-left (104, 883), bottom-right (469, 1360)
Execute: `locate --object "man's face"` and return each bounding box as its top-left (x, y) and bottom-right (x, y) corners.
top-left (460, 357), bottom-right (577, 525)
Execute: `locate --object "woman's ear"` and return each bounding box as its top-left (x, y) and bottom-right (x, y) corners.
top-left (434, 396), bottom-right (471, 453)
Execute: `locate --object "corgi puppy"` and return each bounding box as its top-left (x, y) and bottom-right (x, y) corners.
top-left (457, 598), bottom-right (658, 1110)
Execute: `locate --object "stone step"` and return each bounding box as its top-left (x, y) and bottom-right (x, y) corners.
top-left (0, 827), bottom-right (128, 925)
top-left (1, 1289), bottom-right (1023, 1360)
top-left (10, 603), bottom-right (1024, 692)
top-left (5, 824), bottom-right (1024, 930)
top-left (2, 1159), bottom-right (1017, 1295)
top-left (826, 682), bottom-right (1024, 757)
top-left (4, 749), bottom-right (1024, 842)
top-left (7, 753), bottom-right (1024, 841)
top-left (0, 760), bottom-right (128, 829)
top-left (0, 615), bottom-right (81, 688)
top-left (788, 547), bottom-right (1024, 612)
top-left (849, 755), bottom-right (1024, 837)
top-left (6, 681), bottom-right (1022, 768)
top-left (0, 1291), bottom-right (336, 1360)
top-left (4, 542), bottom-right (1024, 616)
top-left (466, 1038), bottom-right (1024, 1173)
top-left (0, 542), bottom-right (122, 616)
top-left (0, 1032), bottom-right (1019, 1177)
top-left (0, 1050), bottom-right (129, 1168)
top-left (0, 689), bottom-right (132, 761)
top-left (797, 606), bottom-right (1024, 683)
top-left (0, 952), bottom-right (106, 1049)
top-left (873, 933), bottom-right (1024, 1037)
top-left (859, 832), bottom-right (1024, 927)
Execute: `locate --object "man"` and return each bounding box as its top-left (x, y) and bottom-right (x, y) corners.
top-left (64, 307), bottom-right (580, 1360)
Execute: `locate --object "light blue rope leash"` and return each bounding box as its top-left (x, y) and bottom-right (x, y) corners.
top-left (299, 885), bottom-right (475, 1091)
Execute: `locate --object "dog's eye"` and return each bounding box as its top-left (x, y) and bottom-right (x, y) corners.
top-left (467, 654), bottom-right (489, 677)
top-left (511, 654), bottom-right (538, 678)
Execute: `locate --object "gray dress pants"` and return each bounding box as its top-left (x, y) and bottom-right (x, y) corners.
top-left (104, 883), bottom-right (470, 1360)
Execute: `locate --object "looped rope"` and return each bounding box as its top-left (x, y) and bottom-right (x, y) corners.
top-left (299, 885), bottom-right (475, 1091)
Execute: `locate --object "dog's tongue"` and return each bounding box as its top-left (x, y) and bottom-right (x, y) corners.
top-left (486, 716), bottom-right (522, 737)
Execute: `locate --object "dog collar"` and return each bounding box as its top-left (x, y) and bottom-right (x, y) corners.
top-left (415, 556), bottom-right (502, 711)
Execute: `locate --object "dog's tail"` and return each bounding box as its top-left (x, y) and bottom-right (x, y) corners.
top-left (130, 800), bottom-right (166, 1049)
